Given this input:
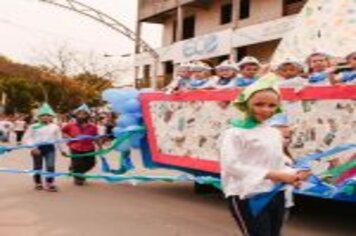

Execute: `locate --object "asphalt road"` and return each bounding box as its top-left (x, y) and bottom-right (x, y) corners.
top-left (0, 148), bottom-right (355, 236)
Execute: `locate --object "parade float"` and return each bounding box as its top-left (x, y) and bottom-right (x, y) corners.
top-left (102, 0), bottom-right (355, 202)
top-left (0, 0), bottom-right (354, 203)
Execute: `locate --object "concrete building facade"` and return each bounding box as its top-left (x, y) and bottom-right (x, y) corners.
top-left (135, 0), bottom-right (307, 88)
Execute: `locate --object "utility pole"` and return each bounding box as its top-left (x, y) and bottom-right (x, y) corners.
top-left (39, 0), bottom-right (160, 89)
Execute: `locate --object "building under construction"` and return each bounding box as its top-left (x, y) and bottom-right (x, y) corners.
top-left (135, 0), bottom-right (307, 88)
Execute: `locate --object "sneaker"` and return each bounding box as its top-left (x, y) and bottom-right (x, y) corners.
top-left (74, 178), bottom-right (85, 186)
top-left (46, 184), bottom-right (59, 192)
top-left (34, 184), bottom-right (43, 191)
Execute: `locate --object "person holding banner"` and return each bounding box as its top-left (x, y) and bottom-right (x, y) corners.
top-left (62, 104), bottom-right (101, 186)
top-left (23, 103), bottom-right (64, 192)
top-left (220, 74), bottom-right (309, 236)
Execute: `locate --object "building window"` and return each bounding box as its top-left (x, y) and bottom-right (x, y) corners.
top-left (216, 55), bottom-right (229, 64)
top-left (164, 61), bottom-right (174, 86)
top-left (237, 46), bottom-right (247, 61)
top-left (164, 61), bottom-right (174, 75)
top-left (239, 0), bottom-right (250, 20)
top-left (183, 16), bottom-right (195, 40)
top-left (283, 0), bottom-right (306, 16)
top-left (220, 2), bottom-right (233, 25)
top-left (172, 20), bottom-right (177, 42)
top-left (143, 64), bottom-right (151, 87)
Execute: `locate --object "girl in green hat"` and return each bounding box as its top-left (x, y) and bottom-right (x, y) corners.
top-left (220, 73), bottom-right (309, 236)
top-left (23, 103), bottom-right (64, 192)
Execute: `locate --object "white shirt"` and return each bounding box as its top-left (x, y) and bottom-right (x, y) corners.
top-left (14, 120), bottom-right (26, 131)
top-left (22, 123), bottom-right (64, 151)
top-left (220, 125), bottom-right (295, 199)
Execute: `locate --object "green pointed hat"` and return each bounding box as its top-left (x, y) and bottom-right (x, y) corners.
top-left (233, 72), bottom-right (282, 112)
top-left (37, 103), bottom-right (56, 117)
top-left (73, 103), bottom-right (91, 114)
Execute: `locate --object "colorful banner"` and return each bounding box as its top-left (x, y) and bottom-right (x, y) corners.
top-left (140, 86), bottom-right (356, 201)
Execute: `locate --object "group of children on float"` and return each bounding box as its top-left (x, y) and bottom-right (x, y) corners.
top-left (217, 52), bottom-right (355, 236)
top-left (165, 51), bottom-right (356, 235)
top-left (166, 51), bottom-right (356, 93)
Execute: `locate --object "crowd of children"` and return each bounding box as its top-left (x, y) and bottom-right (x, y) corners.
top-left (0, 114), bottom-right (30, 143)
top-left (165, 51), bottom-right (356, 93)
top-left (0, 103), bottom-right (117, 192)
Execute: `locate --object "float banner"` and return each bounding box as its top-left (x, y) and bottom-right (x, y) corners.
top-left (141, 86), bottom-right (356, 183)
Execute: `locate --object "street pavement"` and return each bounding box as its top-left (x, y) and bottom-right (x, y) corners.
top-left (0, 148), bottom-right (354, 236)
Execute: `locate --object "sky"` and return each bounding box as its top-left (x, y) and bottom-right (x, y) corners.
top-left (0, 0), bottom-right (162, 66)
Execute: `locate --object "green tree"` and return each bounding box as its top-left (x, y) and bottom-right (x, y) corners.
top-left (0, 55), bottom-right (113, 114)
top-left (74, 72), bottom-right (112, 106)
top-left (0, 75), bottom-right (37, 113)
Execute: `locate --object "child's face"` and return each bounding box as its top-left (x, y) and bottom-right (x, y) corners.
top-left (177, 69), bottom-right (191, 78)
top-left (39, 115), bottom-right (53, 123)
top-left (240, 64), bottom-right (260, 78)
top-left (308, 55), bottom-right (330, 72)
top-left (278, 64), bottom-right (301, 79)
top-left (247, 90), bottom-right (280, 123)
top-left (192, 70), bottom-right (210, 80)
top-left (76, 111), bottom-right (90, 121)
top-left (216, 68), bottom-right (236, 79)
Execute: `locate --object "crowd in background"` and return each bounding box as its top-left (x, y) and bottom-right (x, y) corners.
top-left (165, 51), bottom-right (356, 93)
top-left (0, 114), bottom-right (29, 143)
top-left (0, 104), bottom-right (118, 191)
top-left (0, 111), bottom-right (117, 144)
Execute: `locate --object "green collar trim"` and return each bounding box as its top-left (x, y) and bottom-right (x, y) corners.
top-left (230, 116), bottom-right (260, 129)
top-left (32, 122), bottom-right (48, 130)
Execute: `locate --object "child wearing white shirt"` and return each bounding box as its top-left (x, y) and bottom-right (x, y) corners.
top-left (220, 74), bottom-right (309, 236)
top-left (23, 103), bottom-right (64, 192)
